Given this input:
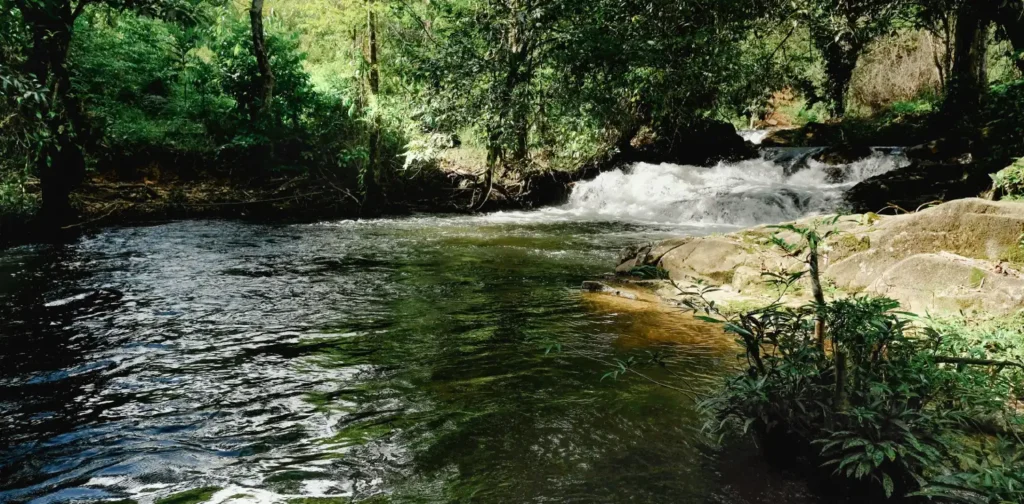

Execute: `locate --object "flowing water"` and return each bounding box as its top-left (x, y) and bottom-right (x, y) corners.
top-left (0, 150), bottom-right (906, 504)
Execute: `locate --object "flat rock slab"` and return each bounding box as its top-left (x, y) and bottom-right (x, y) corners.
top-left (617, 198), bottom-right (1024, 316)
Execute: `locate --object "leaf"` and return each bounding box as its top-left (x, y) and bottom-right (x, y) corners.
top-left (882, 473), bottom-right (894, 498)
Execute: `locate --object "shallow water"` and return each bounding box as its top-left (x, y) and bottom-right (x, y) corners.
top-left (0, 215), bottom-right (819, 503)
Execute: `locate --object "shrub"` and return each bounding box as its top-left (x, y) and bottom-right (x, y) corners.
top-left (991, 158), bottom-right (1024, 201)
top-left (692, 221), bottom-right (1024, 501)
top-left (850, 30), bottom-right (943, 115)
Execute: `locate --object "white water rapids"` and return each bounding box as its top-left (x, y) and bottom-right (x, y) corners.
top-left (489, 146), bottom-right (908, 228)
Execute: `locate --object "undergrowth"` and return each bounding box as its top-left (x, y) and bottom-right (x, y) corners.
top-left (688, 219), bottom-right (1024, 502)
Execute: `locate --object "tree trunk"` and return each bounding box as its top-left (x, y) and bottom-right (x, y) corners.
top-left (362, 0), bottom-right (382, 210)
top-left (820, 41), bottom-right (860, 119)
top-left (367, 2), bottom-right (380, 96)
top-left (249, 0), bottom-right (275, 114)
top-left (808, 245), bottom-right (826, 351)
top-left (21, 2), bottom-right (87, 229)
top-left (944, 2), bottom-right (990, 120)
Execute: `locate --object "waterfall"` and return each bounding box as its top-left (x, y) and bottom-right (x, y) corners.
top-left (552, 148), bottom-right (908, 227)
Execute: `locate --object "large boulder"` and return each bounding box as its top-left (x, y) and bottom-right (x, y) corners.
top-left (618, 199), bottom-right (1024, 316)
top-left (761, 122), bottom-right (843, 147)
top-left (626, 120), bottom-right (758, 167)
top-left (843, 162), bottom-right (991, 214)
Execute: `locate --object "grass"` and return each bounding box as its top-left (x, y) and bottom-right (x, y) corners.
top-left (969, 267), bottom-right (986, 288)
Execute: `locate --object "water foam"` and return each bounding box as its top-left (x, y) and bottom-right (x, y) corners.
top-left (738, 129), bottom-right (772, 145)
top-left (547, 149), bottom-right (907, 227)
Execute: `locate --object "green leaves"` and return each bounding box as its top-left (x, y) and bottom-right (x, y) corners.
top-left (701, 222), bottom-right (1023, 501)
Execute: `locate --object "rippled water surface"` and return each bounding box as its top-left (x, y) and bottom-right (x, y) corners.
top-left (1, 216), bottom-right (818, 503)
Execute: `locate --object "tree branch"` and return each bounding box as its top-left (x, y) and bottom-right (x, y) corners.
top-left (934, 356), bottom-right (1024, 370)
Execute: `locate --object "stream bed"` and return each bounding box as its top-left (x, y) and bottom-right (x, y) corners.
top-left (0, 217), bottom-right (821, 504)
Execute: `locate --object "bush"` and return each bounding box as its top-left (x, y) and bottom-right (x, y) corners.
top-left (692, 222), bottom-right (1024, 501)
top-left (983, 80), bottom-right (1024, 167)
top-left (851, 30), bottom-right (943, 115)
top-left (991, 158), bottom-right (1024, 201)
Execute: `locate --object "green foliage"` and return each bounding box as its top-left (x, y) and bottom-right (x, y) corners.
top-left (984, 80), bottom-right (1024, 167)
top-left (991, 158), bottom-right (1024, 201)
top-left (0, 173), bottom-right (39, 219)
top-left (71, 9), bottom-right (218, 152)
top-left (211, 15), bottom-right (313, 137)
top-left (917, 437), bottom-right (1024, 504)
top-left (692, 226), bottom-right (1024, 500)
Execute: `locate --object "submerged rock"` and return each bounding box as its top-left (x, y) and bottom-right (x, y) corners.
top-left (581, 281), bottom-right (639, 300)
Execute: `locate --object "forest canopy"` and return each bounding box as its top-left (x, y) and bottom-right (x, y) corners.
top-left (0, 0), bottom-right (1023, 231)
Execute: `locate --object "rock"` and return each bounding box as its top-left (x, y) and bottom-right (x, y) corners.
top-left (843, 162), bottom-right (991, 214)
top-left (904, 137), bottom-right (973, 164)
top-left (626, 120), bottom-right (759, 166)
top-left (812, 143), bottom-right (873, 165)
top-left (760, 122), bottom-right (842, 147)
top-left (634, 199), bottom-right (1024, 316)
top-left (865, 252), bottom-right (1024, 314)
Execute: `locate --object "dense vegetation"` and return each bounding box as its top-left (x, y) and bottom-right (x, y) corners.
top-left (675, 221), bottom-right (1024, 503)
top-left (1, 0), bottom-right (1022, 239)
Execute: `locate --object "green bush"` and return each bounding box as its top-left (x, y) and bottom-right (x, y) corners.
top-left (991, 158), bottom-right (1024, 201)
top-left (0, 174), bottom-right (40, 219)
top-left (692, 224), bottom-right (1024, 501)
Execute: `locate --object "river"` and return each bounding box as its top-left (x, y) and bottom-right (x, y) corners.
top-left (0, 150), bottom-right (905, 503)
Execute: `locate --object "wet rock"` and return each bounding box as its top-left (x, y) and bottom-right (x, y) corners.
top-left (812, 143), bottom-right (873, 165)
top-left (615, 244), bottom-right (653, 273)
top-left (905, 137), bottom-right (974, 164)
top-left (626, 120), bottom-right (759, 166)
top-left (843, 162), bottom-right (990, 214)
top-left (761, 123), bottom-right (842, 147)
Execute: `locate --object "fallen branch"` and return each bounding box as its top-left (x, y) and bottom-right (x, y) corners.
top-left (934, 356), bottom-right (1024, 370)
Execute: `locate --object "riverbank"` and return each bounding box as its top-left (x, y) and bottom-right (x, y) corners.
top-left (599, 197), bottom-right (1024, 503)
top-left (0, 118), bottom-right (760, 248)
top-left (612, 198), bottom-right (1024, 316)
top-left (0, 152), bottom-right (618, 248)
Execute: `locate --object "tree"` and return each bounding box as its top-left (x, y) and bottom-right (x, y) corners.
top-left (795, 0), bottom-right (908, 117)
top-left (993, 0), bottom-right (1024, 75)
top-left (249, 0), bottom-right (274, 115)
top-left (942, 0), bottom-right (990, 119)
top-left (363, 0), bottom-right (381, 208)
top-left (9, 0), bottom-right (200, 228)
top-left (13, 0), bottom-right (90, 226)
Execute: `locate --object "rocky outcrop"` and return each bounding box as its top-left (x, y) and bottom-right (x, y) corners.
top-left (624, 120), bottom-right (759, 167)
top-left (843, 162), bottom-right (992, 214)
top-left (617, 199), bottom-right (1024, 315)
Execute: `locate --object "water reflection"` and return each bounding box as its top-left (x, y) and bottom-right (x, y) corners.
top-left (0, 218), bottom-right (816, 503)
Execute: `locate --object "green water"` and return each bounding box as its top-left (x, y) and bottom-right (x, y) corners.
top-left (0, 216), bottom-right (817, 503)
